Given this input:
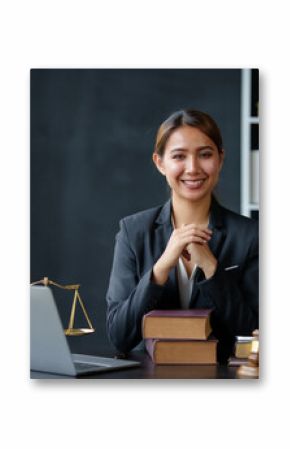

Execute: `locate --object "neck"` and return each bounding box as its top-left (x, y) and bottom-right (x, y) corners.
top-left (171, 193), bottom-right (212, 228)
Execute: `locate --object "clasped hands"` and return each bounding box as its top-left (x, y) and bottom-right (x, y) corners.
top-left (153, 223), bottom-right (217, 285)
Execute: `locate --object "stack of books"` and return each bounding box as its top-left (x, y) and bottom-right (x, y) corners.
top-left (142, 309), bottom-right (217, 365)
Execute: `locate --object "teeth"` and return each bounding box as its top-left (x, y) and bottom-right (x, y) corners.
top-left (182, 179), bottom-right (205, 188)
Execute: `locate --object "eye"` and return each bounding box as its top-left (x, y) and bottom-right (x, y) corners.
top-left (199, 151), bottom-right (213, 159)
top-left (172, 154), bottom-right (185, 160)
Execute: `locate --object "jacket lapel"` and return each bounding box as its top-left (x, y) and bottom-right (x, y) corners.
top-left (154, 200), bottom-right (179, 308)
top-left (208, 196), bottom-right (226, 257)
top-left (190, 197), bottom-right (226, 306)
top-left (207, 227), bottom-right (225, 258)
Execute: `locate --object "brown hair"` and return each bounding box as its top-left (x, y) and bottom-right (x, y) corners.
top-left (154, 109), bottom-right (223, 157)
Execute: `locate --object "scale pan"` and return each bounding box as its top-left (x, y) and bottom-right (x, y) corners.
top-left (64, 328), bottom-right (95, 336)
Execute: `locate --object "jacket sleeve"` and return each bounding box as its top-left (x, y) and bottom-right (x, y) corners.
top-left (197, 230), bottom-right (259, 338)
top-left (106, 219), bottom-right (165, 353)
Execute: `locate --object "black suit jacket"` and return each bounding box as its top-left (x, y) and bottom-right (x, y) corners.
top-left (106, 197), bottom-right (259, 362)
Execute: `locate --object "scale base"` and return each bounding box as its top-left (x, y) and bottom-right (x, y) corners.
top-left (65, 328), bottom-right (95, 336)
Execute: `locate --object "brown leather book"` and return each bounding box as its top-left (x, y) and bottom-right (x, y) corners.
top-left (142, 309), bottom-right (213, 340)
top-left (145, 338), bottom-right (218, 365)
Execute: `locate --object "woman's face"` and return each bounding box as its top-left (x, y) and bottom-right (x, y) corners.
top-left (153, 125), bottom-right (224, 203)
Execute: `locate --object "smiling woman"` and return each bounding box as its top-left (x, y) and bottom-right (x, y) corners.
top-left (106, 109), bottom-right (259, 363)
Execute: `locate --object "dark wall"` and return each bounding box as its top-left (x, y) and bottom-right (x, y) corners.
top-left (30, 69), bottom-right (241, 354)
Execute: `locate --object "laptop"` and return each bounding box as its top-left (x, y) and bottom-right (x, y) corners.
top-left (30, 285), bottom-right (140, 377)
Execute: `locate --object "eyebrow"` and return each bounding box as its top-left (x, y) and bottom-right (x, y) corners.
top-left (169, 146), bottom-right (214, 154)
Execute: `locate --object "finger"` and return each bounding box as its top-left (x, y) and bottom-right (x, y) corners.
top-left (181, 224), bottom-right (209, 229)
top-left (179, 224), bottom-right (213, 237)
top-left (179, 228), bottom-right (212, 241)
top-left (181, 235), bottom-right (208, 245)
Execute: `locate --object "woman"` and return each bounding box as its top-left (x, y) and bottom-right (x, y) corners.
top-left (106, 110), bottom-right (258, 363)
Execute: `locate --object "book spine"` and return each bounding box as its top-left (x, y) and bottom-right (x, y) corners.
top-left (144, 338), bottom-right (155, 362)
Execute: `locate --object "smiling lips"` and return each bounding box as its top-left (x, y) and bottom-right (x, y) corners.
top-left (181, 178), bottom-right (207, 189)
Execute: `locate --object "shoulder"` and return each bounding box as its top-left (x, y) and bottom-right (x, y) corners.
top-left (220, 205), bottom-right (258, 231)
top-left (117, 204), bottom-right (166, 250)
top-left (120, 203), bottom-right (165, 233)
top-left (217, 204), bottom-right (259, 252)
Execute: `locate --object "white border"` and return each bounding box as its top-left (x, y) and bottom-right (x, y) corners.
top-left (1, 1), bottom-right (289, 447)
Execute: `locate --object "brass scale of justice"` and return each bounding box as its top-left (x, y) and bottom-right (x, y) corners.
top-left (31, 277), bottom-right (95, 336)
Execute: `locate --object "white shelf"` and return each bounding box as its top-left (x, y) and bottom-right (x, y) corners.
top-left (249, 203), bottom-right (259, 210)
top-left (249, 117), bottom-right (259, 124)
top-left (241, 69), bottom-right (259, 218)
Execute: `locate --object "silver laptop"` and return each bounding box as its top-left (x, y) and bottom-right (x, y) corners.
top-left (30, 285), bottom-right (140, 377)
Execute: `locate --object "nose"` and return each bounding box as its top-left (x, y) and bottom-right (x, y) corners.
top-left (185, 155), bottom-right (200, 174)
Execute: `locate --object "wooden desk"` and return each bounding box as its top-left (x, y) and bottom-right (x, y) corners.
top-left (30, 351), bottom-right (240, 379)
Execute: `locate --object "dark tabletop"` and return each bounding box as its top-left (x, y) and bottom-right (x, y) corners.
top-left (30, 351), bottom-right (241, 379)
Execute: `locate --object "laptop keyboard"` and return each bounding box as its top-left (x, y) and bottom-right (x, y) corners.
top-left (74, 361), bottom-right (110, 372)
